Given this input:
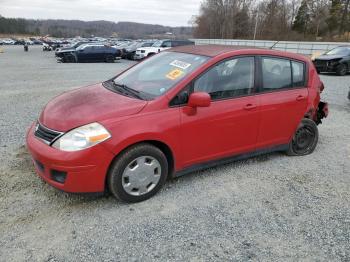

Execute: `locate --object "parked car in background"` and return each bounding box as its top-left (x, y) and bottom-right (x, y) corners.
top-left (42, 41), bottom-right (61, 51)
top-left (1, 39), bottom-right (15, 45)
top-left (134, 39), bottom-right (194, 60)
top-left (56, 44), bottom-right (121, 63)
top-left (55, 41), bottom-right (97, 56)
top-left (27, 45), bottom-right (328, 203)
top-left (313, 46), bottom-right (350, 76)
top-left (122, 41), bottom-right (155, 60)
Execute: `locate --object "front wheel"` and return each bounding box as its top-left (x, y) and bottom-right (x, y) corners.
top-left (336, 63), bottom-right (347, 76)
top-left (108, 144), bottom-right (168, 203)
top-left (286, 118), bottom-right (319, 156)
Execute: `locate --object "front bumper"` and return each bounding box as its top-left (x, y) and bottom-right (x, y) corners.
top-left (134, 53), bottom-right (145, 60)
top-left (26, 123), bottom-right (115, 193)
top-left (313, 61), bottom-right (338, 73)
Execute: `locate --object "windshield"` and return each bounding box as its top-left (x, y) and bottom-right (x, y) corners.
top-left (112, 52), bottom-right (209, 98)
top-left (76, 44), bottom-right (89, 50)
top-left (326, 47), bottom-right (350, 56)
top-left (71, 42), bottom-right (83, 48)
top-left (152, 41), bottom-right (163, 47)
top-left (142, 42), bottom-right (154, 47)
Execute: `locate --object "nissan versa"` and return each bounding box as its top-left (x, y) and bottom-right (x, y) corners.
top-left (26, 45), bottom-right (329, 202)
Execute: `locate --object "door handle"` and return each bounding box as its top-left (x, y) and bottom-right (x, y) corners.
top-left (243, 104), bottom-right (257, 110)
top-left (296, 95), bottom-right (306, 101)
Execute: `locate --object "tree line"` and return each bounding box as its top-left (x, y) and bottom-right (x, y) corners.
top-left (0, 15), bottom-right (192, 39)
top-left (193, 0), bottom-right (350, 41)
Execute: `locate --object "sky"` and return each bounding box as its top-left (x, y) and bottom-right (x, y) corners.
top-left (0, 0), bottom-right (203, 27)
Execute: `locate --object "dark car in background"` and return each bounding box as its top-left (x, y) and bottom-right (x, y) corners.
top-left (313, 46), bottom-right (350, 76)
top-left (55, 41), bottom-right (92, 56)
top-left (56, 44), bottom-right (121, 63)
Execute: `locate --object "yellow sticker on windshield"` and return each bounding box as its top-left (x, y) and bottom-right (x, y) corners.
top-left (166, 69), bottom-right (184, 80)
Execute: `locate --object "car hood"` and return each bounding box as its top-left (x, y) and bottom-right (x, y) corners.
top-left (315, 55), bottom-right (344, 61)
top-left (57, 48), bottom-right (75, 53)
top-left (138, 47), bottom-right (161, 51)
top-left (60, 47), bottom-right (75, 51)
top-left (39, 83), bottom-right (147, 132)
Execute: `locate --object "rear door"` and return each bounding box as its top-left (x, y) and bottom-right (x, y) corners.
top-left (256, 56), bottom-right (308, 149)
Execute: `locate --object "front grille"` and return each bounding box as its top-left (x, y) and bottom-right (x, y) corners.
top-left (314, 60), bottom-right (327, 67)
top-left (34, 123), bottom-right (63, 144)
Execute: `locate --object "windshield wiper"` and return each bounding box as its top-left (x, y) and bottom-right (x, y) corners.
top-left (111, 81), bottom-right (144, 100)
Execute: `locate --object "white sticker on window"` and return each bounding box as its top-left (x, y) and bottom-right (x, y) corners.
top-left (170, 60), bottom-right (191, 70)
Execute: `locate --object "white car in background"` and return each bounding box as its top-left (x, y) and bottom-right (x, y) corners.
top-left (2, 39), bottom-right (15, 45)
top-left (134, 39), bottom-right (194, 60)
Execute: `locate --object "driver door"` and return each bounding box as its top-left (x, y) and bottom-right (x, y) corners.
top-left (179, 56), bottom-right (261, 168)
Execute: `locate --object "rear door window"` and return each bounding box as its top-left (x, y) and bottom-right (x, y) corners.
top-left (162, 41), bottom-right (172, 48)
top-left (261, 57), bottom-right (292, 91)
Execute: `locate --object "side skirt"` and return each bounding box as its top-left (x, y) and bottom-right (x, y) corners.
top-left (174, 144), bottom-right (289, 178)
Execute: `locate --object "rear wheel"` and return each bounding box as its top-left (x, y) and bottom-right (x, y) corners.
top-left (286, 118), bottom-right (319, 156)
top-left (108, 143), bottom-right (168, 203)
top-left (105, 55), bottom-right (114, 63)
top-left (336, 63), bottom-right (347, 76)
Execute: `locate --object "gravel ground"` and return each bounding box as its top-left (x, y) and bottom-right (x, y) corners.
top-left (0, 46), bottom-right (349, 262)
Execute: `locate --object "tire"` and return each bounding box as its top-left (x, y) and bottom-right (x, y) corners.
top-left (108, 143), bottom-right (168, 203)
top-left (64, 54), bottom-right (76, 63)
top-left (147, 53), bottom-right (156, 57)
top-left (105, 55), bottom-right (114, 63)
top-left (286, 118), bottom-right (319, 156)
top-left (336, 63), bottom-right (347, 76)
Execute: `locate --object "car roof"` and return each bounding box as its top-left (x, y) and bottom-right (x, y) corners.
top-left (169, 44), bottom-right (308, 61)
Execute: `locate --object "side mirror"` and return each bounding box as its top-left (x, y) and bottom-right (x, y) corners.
top-left (188, 92), bottom-right (211, 108)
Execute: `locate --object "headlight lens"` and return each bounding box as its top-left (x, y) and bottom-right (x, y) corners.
top-left (328, 60), bottom-right (339, 66)
top-left (52, 123), bottom-right (111, 152)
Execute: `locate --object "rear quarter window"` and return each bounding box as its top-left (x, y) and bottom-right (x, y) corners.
top-left (292, 61), bottom-right (306, 87)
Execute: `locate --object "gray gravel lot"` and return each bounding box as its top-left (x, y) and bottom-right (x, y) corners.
top-left (0, 46), bottom-right (349, 261)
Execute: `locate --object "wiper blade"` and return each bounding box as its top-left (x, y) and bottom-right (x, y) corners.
top-left (111, 81), bottom-right (144, 100)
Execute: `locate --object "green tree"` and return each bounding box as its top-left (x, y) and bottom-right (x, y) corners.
top-left (292, 0), bottom-right (309, 35)
top-left (327, 0), bottom-right (342, 34)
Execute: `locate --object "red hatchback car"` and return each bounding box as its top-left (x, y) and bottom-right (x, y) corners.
top-left (26, 45), bottom-right (328, 202)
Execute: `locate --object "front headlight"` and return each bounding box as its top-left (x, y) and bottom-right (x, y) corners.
top-left (328, 60), bottom-right (339, 66)
top-left (52, 122), bottom-right (111, 152)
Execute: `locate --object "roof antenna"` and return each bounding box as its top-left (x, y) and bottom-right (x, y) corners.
top-left (270, 41), bottom-right (279, 49)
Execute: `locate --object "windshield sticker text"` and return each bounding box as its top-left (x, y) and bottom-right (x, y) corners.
top-left (170, 60), bottom-right (191, 70)
top-left (166, 69), bottom-right (184, 80)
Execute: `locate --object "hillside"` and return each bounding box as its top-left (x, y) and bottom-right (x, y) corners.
top-left (0, 16), bottom-right (192, 38)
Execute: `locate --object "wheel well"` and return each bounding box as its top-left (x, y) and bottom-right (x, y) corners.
top-left (105, 140), bottom-right (175, 190)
